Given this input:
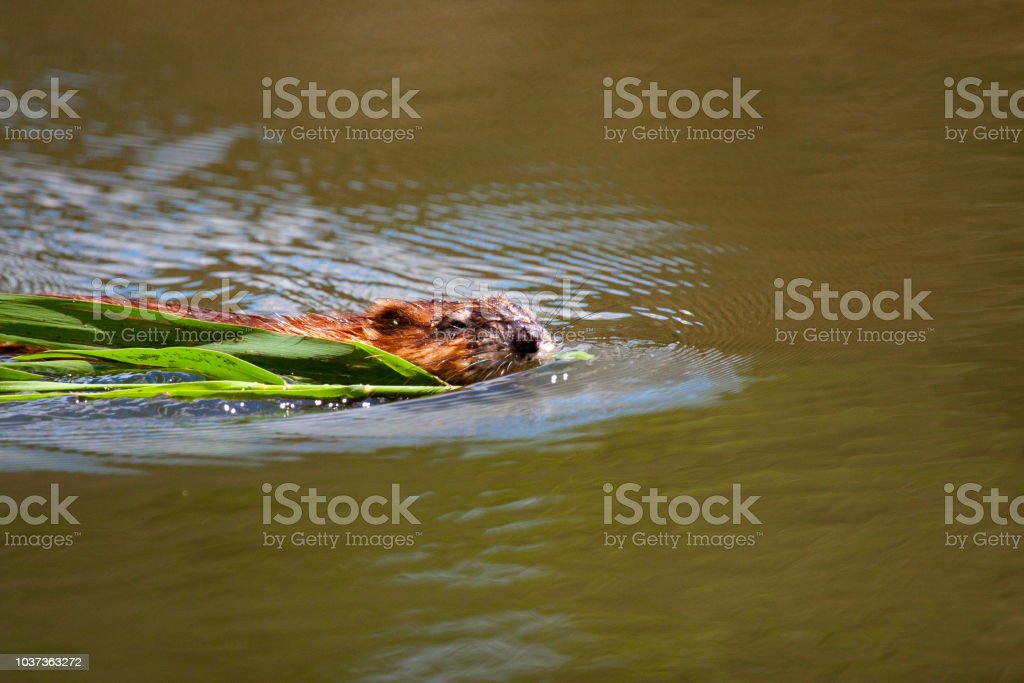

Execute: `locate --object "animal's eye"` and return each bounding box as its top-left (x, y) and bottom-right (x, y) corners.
top-left (444, 319), bottom-right (467, 331)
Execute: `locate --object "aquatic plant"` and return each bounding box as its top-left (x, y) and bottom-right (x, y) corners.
top-left (0, 294), bottom-right (451, 402)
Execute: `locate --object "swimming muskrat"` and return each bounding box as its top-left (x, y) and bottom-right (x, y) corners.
top-left (2, 294), bottom-right (557, 385)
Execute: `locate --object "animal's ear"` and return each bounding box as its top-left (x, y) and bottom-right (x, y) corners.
top-left (366, 299), bottom-right (414, 328)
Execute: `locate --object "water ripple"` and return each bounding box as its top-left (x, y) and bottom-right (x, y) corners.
top-left (0, 124), bottom-right (751, 471)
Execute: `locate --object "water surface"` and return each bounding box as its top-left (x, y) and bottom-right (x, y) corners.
top-left (1, 2), bottom-right (1022, 680)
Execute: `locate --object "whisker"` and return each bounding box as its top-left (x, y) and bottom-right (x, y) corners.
top-left (541, 271), bottom-right (597, 329)
top-left (559, 309), bottom-right (606, 330)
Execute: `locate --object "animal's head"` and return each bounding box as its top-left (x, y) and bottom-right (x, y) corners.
top-left (365, 294), bottom-right (556, 384)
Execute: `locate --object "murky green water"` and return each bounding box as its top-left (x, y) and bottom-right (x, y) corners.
top-left (1, 2), bottom-right (1022, 680)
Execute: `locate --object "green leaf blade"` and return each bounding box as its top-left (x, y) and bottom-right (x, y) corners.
top-left (0, 379), bottom-right (452, 402)
top-left (19, 347), bottom-right (287, 385)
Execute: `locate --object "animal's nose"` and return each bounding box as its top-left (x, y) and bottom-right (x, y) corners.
top-left (510, 329), bottom-right (540, 356)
